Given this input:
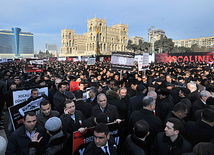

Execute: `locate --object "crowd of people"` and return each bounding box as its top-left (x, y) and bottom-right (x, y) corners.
top-left (0, 60), bottom-right (214, 155)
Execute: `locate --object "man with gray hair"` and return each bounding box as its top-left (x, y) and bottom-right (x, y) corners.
top-left (129, 96), bottom-right (163, 152)
top-left (86, 87), bottom-right (98, 106)
top-left (91, 93), bottom-right (120, 123)
top-left (192, 90), bottom-right (212, 116)
top-left (187, 82), bottom-right (199, 104)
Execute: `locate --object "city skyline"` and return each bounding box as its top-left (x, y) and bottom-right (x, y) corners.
top-left (1, 0), bottom-right (213, 53)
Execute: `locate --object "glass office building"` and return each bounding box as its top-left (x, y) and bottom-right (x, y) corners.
top-left (0, 27), bottom-right (34, 58)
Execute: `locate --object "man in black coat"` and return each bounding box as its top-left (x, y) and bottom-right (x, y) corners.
top-left (83, 123), bottom-right (117, 155)
top-left (165, 102), bottom-right (188, 136)
top-left (60, 100), bottom-right (86, 134)
top-left (86, 87), bottom-right (98, 107)
top-left (151, 118), bottom-right (191, 155)
top-left (75, 90), bottom-right (92, 119)
top-left (185, 108), bottom-right (214, 147)
top-left (48, 79), bottom-right (62, 108)
top-left (157, 88), bottom-right (174, 122)
top-left (128, 84), bottom-right (146, 118)
top-left (192, 90), bottom-right (211, 117)
top-left (5, 111), bottom-right (48, 155)
top-left (53, 82), bottom-right (67, 115)
top-left (129, 96), bottom-right (163, 152)
top-left (91, 93), bottom-right (120, 123)
top-left (106, 90), bottom-right (127, 119)
top-left (124, 119), bottom-right (149, 155)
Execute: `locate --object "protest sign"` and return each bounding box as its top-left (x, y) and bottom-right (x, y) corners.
top-left (8, 96), bottom-right (44, 130)
top-left (26, 59), bottom-right (43, 72)
top-left (111, 51), bottom-right (135, 71)
top-left (70, 82), bottom-right (80, 92)
top-left (87, 57), bottom-right (96, 65)
top-left (13, 86), bottom-right (48, 105)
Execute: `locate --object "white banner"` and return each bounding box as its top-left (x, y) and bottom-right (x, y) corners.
top-left (13, 87), bottom-right (48, 105)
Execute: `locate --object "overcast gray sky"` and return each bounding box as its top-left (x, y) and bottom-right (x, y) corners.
top-left (1, 0), bottom-right (213, 53)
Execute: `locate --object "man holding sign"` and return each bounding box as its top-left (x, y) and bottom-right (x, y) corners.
top-left (83, 123), bottom-right (117, 155)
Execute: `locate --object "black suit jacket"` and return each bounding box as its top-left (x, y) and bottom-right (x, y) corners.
top-left (75, 100), bottom-right (93, 119)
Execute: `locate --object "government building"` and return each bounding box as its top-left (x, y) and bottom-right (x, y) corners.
top-left (173, 36), bottom-right (214, 48)
top-left (0, 27), bottom-right (34, 59)
top-left (59, 16), bottom-right (128, 56)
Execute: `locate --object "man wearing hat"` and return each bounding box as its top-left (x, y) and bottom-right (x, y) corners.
top-left (157, 88), bottom-right (174, 122)
top-left (28, 117), bottom-right (72, 155)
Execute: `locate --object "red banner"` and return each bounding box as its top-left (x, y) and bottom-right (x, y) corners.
top-left (155, 52), bottom-right (214, 63)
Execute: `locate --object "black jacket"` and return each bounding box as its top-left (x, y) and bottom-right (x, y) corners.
top-left (124, 134), bottom-right (148, 155)
top-left (37, 110), bottom-right (60, 127)
top-left (128, 92), bottom-right (145, 118)
top-left (6, 124), bottom-right (48, 155)
top-left (83, 136), bottom-right (117, 155)
top-left (91, 103), bottom-right (119, 122)
top-left (185, 119), bottom-right (214, 147)
top-left (106, 90), bottom-right (127, 119)
top-left (60, 110), bottom-right (85, 134)
top-left (75, 99), bottom-right (92, 119)
top-left (159, 97), bottom-right (174, 122)
top-left (28, 132), bottom-right (72, 155)
top-left (86, 96), bottom-right (98, 107)
top-left (53, 91), bottom-right (66, 115)
top-left (151, 132), bottom-right (192, 155)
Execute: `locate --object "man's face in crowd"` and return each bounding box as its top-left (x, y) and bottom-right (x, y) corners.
top-left (55, 81), bottom-right (61, 89)
top-left (24, 115), bottom-right (37, 132)
top-left (40, 104), bottom-right (51, 116)
top-left (59, 84), bottom-right (67, 93)
top-left (98, 95), bottom-right (107, 109)
top-left (164, 122), bottom-right (177, 137)
top-left (131, 84), bottom-right (137, 90)
top-left (166, 76), bottom-right (172, 83)
top-left (98, 86), bottom-right (103, 93)
top-left (178, 109), bottom-right (188, 119)
top-left (65, 102), bottom-right (75, 115)
top-left (31, 90), bottom-right (39, 98)
top-left (94, 131), bottom-right (110, 148)
top-left (10, 84), bottom-right (16, 90)
top-left (89, 90), bottom-right (96, 98)
top-left (120, 89), bottom-right (127, 98)
top-left (14, 78), bottom-right (21, 85)
top-left (142, 75), bottom-right (147, 83)
top-left (109, 81), bottom-right (114, 89)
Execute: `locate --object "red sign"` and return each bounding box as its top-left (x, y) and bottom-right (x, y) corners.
top-left (70, 82), bottom-right (80, 92)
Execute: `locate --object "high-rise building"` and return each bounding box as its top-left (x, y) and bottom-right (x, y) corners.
top-left (173, 36), bottom-right (214, 48)
top-left (46, 43), bottom-right (57, 51)
top-left (60, 16), bottom-right (128, 56)
top-left (129, 36), bottom-right (144, 45)
top-left (0, 27), bottom-right (34, 59)
top-left (148, 29), bottom-right (166, 43)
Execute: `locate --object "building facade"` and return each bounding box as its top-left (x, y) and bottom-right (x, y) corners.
top-left (129, 36), bottom-right (144, 45)
top-left (60, 16), bottom-right (128, 56)
top-left (173, 36), bottom-right (214, 48)
top-left (148, 29), bottom-right (166, 43)
top-left (0, 27), bottom-right (34, 59)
